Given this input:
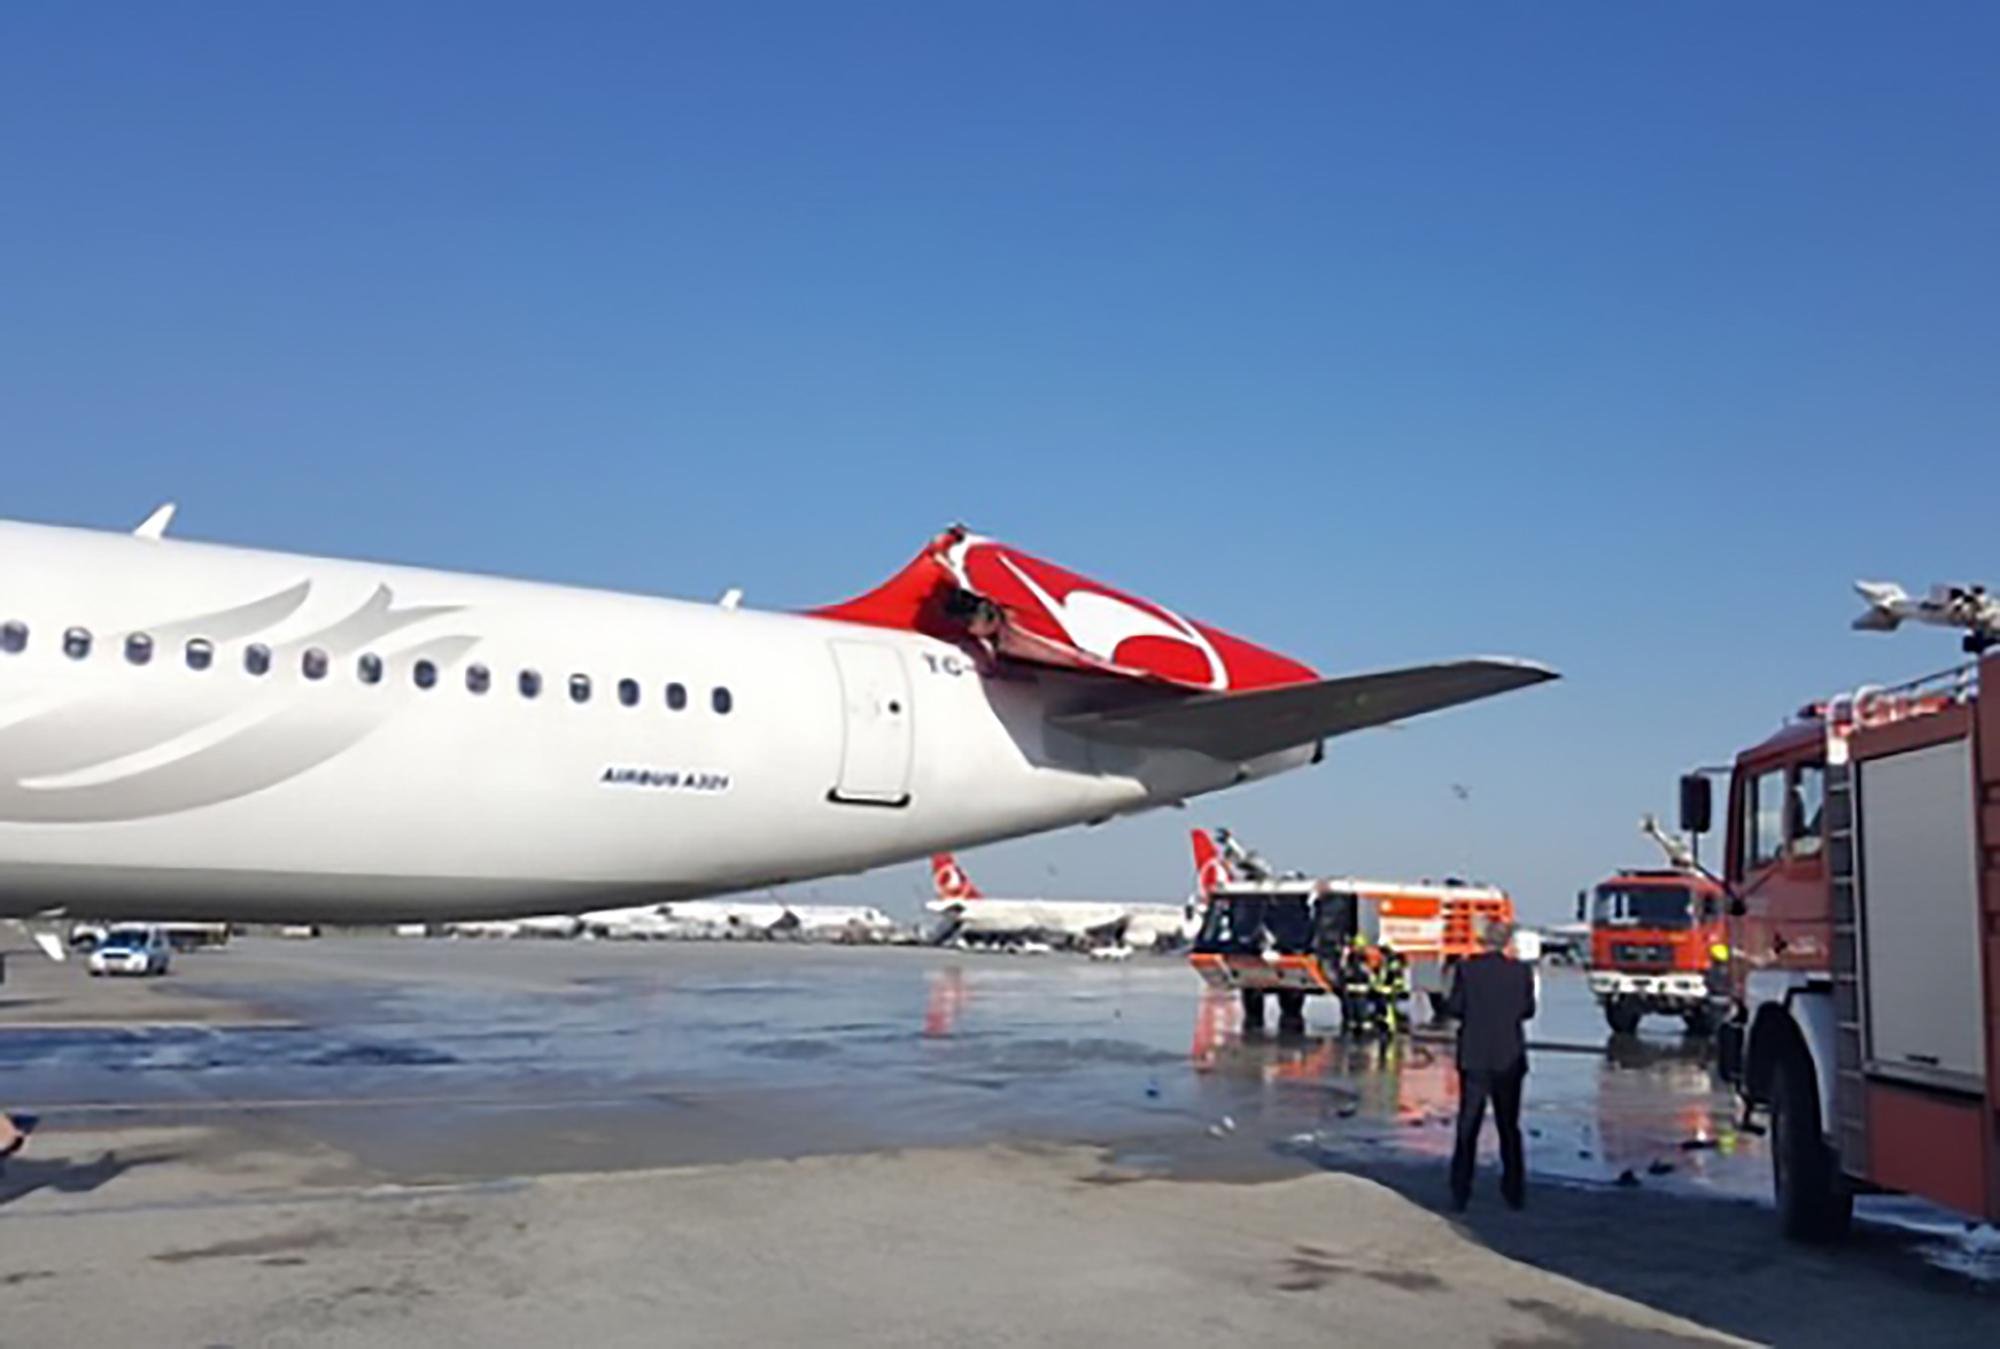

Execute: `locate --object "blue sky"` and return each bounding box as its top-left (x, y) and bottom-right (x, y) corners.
top-left (3, 3), bottom-right (1994, 919)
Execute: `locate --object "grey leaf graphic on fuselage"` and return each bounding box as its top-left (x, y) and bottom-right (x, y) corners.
top-left (0, 584), bottom-right (478, 823)
top-left (273, 585), bottom-right (465, 659)
top-left (142, 580), bottom-right (313, 646)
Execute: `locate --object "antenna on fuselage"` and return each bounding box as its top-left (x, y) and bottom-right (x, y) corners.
top-left (133, 502), bottom-right (177, 541)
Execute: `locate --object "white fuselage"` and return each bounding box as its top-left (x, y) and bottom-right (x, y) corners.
top-left (0, 521), bottom-right (1309, 923)
top-left (1120, 902), bottom-right (1199, 950)
top-left (927, 895), bottom-right (1193, 948)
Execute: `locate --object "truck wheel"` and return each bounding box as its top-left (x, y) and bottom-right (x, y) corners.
top-left (1275, 990), bottom-right (1307, 1035)
top-left (1681, 1006), bottom-right (1715, 1036)
top-left (1240, 990), bottom-right (1266, 1031)
top-left (1771, 1043), bottom-right (1853, 1243)
top-left (1604, 999), bottom-right (1643, 1036)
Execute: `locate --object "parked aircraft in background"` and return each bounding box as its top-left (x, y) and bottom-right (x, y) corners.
top-left (0, 513), bottom-right (1554, 936)
top-left (926, 853), bottom-right (1130, 948)
top-left (926, 832), bottom-right (1225, 952)
top-left (580, 898), bottom-right (896, 941)
top-left (447, 914), bottom-right (584, 939)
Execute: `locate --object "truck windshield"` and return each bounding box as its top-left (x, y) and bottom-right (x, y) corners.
top-left (100, 931), bottom-right (149, 950)
top-left (1593, 886), bottom-right (1692, 928)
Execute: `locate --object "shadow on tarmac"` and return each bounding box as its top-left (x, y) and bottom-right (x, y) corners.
top-left (0, 1149), bottom-right (180, 1209)
top-left (1331, 1155), bottom-right (1996, 1348)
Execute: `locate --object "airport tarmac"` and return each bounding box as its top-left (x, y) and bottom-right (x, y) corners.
top-left (1, 937), bottom-right (1993, 1346)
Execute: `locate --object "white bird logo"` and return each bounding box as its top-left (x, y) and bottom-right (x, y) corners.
top-left (993, 554), bottom-right (1227, 691)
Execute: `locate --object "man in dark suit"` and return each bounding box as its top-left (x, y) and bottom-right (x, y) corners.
top-left (1443, 919), bottom-right (1536, 1211)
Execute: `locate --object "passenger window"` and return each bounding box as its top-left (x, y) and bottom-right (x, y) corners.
top-left (712, 686), bottom-right (733, 715)
top-left (618, 677), bottom-right (640, 708)
top-left (302, 648), bottom-right (329, 681)
top-left (414, 660), bottom-right (438, 690)
top-left (1790, 764), bottom-right (1825, 858)
top-left (570, 674), bottom-right (592, 704)
top-left (125, 633), bottom-right (154, 665)
top-left (1749, 768), bottom-right (1786, 868)
top-left (466, 664), bottom-right (491, 695)
top-left (245, 643), bottom-right (272, 676)
top-left (666, 682), bottom-right (687, 711)
top-left (519, 669), bottom-right (543, 699)
top-left (63, 627), bottom-right (92, 660)
top-left (358, 653), bottom-right (384, 685)
top-left (0, 621), bottom-right (25, 654)
top-left (185, 638), bottom-right (214, 671)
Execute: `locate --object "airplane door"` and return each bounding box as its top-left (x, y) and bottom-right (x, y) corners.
top-left (828, 641), bottom-right (914, 806)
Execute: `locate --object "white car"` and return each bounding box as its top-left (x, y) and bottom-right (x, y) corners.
top-left (87, 926), bottom-right (172, 978)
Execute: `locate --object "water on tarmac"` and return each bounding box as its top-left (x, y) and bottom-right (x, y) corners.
top-left (3, 937), bottom-right (1991, 1278)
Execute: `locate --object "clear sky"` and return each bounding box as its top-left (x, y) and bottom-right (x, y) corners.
top-left (3, 4), bottom-right (1994, 920)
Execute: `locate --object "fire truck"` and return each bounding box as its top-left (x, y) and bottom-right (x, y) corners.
top-left (1585, 821), bottom-right (1730, 1036)
top-left (1693, 582), bottom-right (2000, 1241)
top-left (1186, 829), bottom-right (1514, 1033)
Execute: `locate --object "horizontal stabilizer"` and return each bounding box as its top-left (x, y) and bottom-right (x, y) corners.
top-left (1051, 658), bottom-right (1557, 760)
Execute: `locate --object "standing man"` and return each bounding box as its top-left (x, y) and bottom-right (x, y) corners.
top-left (1444, 918), bottom-right (1536, 1211)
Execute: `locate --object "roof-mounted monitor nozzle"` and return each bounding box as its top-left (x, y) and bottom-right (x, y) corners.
top-left (1854, 581), bottom-right (2000, 655)
top-left (1640, 813), bottom-right (1698, 873)
top-left (1213, 827), bottom-right (1273, 882)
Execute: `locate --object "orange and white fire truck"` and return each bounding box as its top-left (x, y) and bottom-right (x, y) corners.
top-left (1585, 821), bottom-right (1730, 1036)
top-left (1186, 828), bottom-right (1514, 1032)
top-left (1697, 582), bottom-right (2000, 1241)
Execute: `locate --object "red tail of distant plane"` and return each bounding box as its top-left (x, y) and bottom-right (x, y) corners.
top-left (930, 853), bottom-right (982, 902)
top-left (1191, 829), bottom-right (1232, 899)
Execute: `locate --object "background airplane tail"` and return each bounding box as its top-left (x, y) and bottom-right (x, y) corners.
top-left (1190, 829), bottom-right (1232, 899)
top-left (930, 853), bottom-right (982, 902)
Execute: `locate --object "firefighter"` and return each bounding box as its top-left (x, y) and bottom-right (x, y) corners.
top-left (1340, 937), bottom-right (1377, 1036)
top-left (1378, 946), bottom-right (1413, 1036)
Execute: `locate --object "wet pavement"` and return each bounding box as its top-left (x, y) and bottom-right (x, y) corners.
top-left (2, 936), bottom-right (1992, 1282)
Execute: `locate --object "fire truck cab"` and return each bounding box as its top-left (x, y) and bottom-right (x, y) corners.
top-left (1586, 867), bottom-right (1729, 1036)
top-left (1706, 637), bottom-right (2000, 1241)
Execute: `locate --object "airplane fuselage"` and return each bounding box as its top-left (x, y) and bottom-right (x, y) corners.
top-left (0, 521), bottom-right (1310, 923)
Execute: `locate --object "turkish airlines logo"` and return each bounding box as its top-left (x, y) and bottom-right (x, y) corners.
top-left (1197, 854), bottom-right (1232, 895)
top-left (932, 856), bottom-right (977, 901)
top-left (978, 547), bottom-right (1228, 691)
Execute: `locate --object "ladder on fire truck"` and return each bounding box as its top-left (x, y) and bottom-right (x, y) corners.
top-left (1826, 755), bottom-right (1867, 1170)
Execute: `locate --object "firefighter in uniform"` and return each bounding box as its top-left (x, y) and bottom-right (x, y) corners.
top-left (1340, 937), bottom-right (1377, 1036)
top-left (1377, 946), bottom-right (1412, 1036)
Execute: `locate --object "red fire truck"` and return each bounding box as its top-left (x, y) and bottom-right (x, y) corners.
top-left (1586, 864), bottom-right (1729, 1036)
top-left (1696, 582), bottom-right (2000, 1241)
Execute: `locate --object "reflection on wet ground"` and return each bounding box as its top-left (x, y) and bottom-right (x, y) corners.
top-left (2, 938), bottom-right (1991, 1280)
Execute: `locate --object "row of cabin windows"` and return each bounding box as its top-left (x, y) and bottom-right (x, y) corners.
top-left (0, 620), bottom-right (733, 714)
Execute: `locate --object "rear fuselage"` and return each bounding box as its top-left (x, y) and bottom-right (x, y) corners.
top-left (0, 521), bottom-right (1309, 922)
